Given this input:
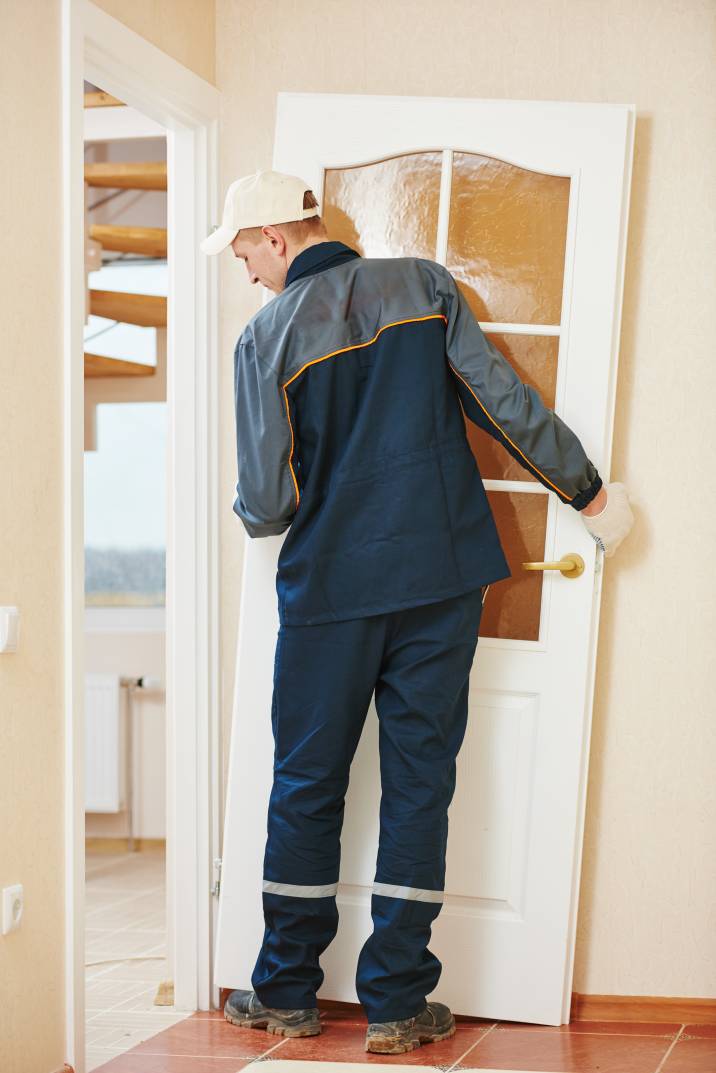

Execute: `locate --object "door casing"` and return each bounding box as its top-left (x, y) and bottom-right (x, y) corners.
top-left (61, 3), bottom-right (221, 1069)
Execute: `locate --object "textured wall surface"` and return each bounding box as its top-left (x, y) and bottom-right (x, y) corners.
top-left (215, 0), bottom-right (716, 999)
top-left (93, 0), bottom-right (215, 83)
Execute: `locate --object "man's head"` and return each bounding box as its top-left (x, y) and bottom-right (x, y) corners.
top-left (200, 170), bottom-right (328, 293)
top-left (230, 189), bottom-right (328, 293)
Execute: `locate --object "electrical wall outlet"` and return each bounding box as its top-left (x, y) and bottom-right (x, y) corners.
top-left (2, 885), bottom-right (24, 934)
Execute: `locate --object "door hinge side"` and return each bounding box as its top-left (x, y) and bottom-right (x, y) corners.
top-left (211, 857), bottom-right (223, 898)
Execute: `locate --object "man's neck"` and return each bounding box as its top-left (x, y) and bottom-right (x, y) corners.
top-left (286, 235), bottom-right (330, 268)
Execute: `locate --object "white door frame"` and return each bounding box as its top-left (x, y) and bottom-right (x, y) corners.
top-left (61, 2), bottom-right (221, 1068)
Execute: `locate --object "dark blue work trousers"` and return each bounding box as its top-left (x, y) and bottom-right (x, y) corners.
top-left (251, 584), bottom-right (486, 1024)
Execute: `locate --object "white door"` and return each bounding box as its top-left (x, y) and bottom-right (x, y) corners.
top-left (214, 93), bottom-right (634, 1025)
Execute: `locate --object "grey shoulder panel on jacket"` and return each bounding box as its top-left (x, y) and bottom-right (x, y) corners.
top-left (246, 255), bottom-right (451, 384)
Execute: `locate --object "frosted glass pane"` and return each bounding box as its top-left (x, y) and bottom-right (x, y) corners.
top-left (460, 333), bottom-right (559, 482)
top-left (323, 152), bottom-right (442, 258)
top-left (447, 153), bottom-right (570, 324)
top-left (479, 491), bottom-right (548, 642)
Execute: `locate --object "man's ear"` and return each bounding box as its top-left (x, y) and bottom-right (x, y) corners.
top-left (263, 225), bottom-right (286, 253)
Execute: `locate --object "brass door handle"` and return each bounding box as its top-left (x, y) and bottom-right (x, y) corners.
top-left (521, 553), bottom-right (585, 578)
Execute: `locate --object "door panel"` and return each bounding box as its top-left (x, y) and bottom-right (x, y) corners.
top-left (448, 151), bottom-right (571, 324)
top-left (215, 93), bottom-right (634, 1025)
top-left (483, 489), bottom-right (549, 642)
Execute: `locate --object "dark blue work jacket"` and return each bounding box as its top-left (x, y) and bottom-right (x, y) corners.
top-left (233, 241), bottom-right (602, 626)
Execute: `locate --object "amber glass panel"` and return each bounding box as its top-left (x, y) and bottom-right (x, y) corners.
top-left (459, 332), bottom-right (559, 482)
top-left (447, 153), bottom-right (570, 324)
top-left (478, 491), bottom-right (548, 642)
top-left (323, 152), bottom-right (442, 258)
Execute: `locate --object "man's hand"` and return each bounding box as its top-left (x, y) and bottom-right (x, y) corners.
top-left (581, 485), bottom-right (608, 516)
top-left (579, 481), bottom-right (635, 557)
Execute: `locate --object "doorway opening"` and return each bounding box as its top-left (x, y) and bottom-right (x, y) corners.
top-left (63, 4), bottom-right (221, 1070)
top-left (82, 82), bottom-right (187, 1068)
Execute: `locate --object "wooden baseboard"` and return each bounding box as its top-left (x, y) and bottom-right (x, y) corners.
top-left (85, 836), bottom-right (166, 853)
top-left (570, 991), bottom-right (716, 1023)
top-left (219, 988), bottom-right (716, 1024)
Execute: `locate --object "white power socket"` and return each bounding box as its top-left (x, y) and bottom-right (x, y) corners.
top-left (2, 885), bottom-right (24, 934)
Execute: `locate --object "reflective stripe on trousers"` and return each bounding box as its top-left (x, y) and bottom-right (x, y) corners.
top-left (250, 585), bottom-right (485, 1024)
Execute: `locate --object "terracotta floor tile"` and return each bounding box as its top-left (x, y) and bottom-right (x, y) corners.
top-left (682, 1024), bottom-right (716, 1038)
top-left (661, 1035), bottom-right (716, 1072)
top-left (264, 1016), bottom-right (496, 1067)
top-left (460, 1023), bottom-right (674, 1071)
top-left (92, 1008), bottom-right (716, 1073)
top-left (492, 1019), bottom-right (682, 1037)
top-left (130, 1015), bottom-right (287, 1059)
top-left (242, 1063), bottom-right (493, 1072)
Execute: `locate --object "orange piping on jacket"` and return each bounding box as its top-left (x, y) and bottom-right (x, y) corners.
top-left (446, 360), bottom-right (572, 501)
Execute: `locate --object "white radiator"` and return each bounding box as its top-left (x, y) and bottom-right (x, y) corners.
top-left (85, 672), bottom-right (122, 812)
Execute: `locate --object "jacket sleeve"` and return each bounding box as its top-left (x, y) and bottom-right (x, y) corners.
top-left (432, 264), bottom-right (603, 511)
top-left (232, 327), bottom-right (299, 538)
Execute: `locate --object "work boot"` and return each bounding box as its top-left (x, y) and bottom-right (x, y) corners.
top-left (223, 988), bottom-right (322, 1037)
top-left (365, 1000), bottom-right (456, 1053)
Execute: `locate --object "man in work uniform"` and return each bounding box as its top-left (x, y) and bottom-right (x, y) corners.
top-left (201, 169), bottom-right (634, 1055)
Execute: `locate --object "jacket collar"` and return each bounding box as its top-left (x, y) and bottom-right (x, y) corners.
top-left (285, 240), bottom-right (361, 288)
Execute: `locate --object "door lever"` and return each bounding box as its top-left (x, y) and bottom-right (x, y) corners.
top-left (521, 553), bottom-right (585, 578)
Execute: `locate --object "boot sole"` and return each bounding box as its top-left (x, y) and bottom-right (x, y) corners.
top-left (224, 1008), bottom-right (322, 1037)
top-left (365, 1018), bottom-right (456, 1054)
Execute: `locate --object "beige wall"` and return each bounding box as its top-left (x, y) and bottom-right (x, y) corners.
top-left (1, 1), bottom-right (713, 1068)
top-left (216, 0), bottom-right (716, 1003)
top-left (93, 0), bottom-right (215, 83)
top-left (0, 2), bottom-right (214, 1070)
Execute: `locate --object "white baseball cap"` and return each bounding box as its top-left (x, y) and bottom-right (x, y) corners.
top-left (200, 169), bottom-right (320, 255)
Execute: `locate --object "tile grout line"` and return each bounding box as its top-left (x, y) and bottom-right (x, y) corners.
top-left (652, 1023), bottom-right (688, 1073)
top-left (85, 983), bottom-right (181, 1024)
top-left (444, 1019), bottom-right (693, 1073)
top-left (86, 983), bottom-right (158, 1008)
top-left (85, 849), bottom-right (168, 1034)
top-left (239, 1033), bottom-right (292, 1067)
top-left (85, 954), bottom-right (169, 985)
top-left (85, 888), bottom-right (165, 920)
top-left (446, 1021), bottom-right (500, 1072)
top-left (85, 850), bottom-right (172, 1065)
top-left (454, 1022), bottom-right (691, 1039)
top-left (85, 1017), bottom-right (710, 1071)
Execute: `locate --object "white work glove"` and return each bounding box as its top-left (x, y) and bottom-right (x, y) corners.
top-left (580, 481), bottom-right (634, 558)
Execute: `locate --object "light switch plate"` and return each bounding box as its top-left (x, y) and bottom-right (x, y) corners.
top-left (2, 885), bottom-right (24, 934)
top-left (0, 607), bottom-right (20, 653)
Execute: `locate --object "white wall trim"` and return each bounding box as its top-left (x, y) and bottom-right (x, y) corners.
top-left (62, 3), bottom-right (220, 1069)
